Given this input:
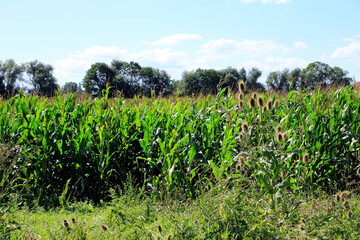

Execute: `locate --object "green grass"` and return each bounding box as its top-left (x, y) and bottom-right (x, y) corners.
top-left (3, 182), bottom-right (360, 239)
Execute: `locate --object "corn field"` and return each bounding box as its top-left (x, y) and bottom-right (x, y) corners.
top-left (1, 86), bottom-right (360, 204)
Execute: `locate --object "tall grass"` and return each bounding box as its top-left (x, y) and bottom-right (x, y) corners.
top-left (0, 86), bottom-right (359, 204)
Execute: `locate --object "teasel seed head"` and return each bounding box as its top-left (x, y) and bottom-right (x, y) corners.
top-left (235, 163), bottom-right (242, 173)
top-left (158, 224), bottom-right (162, 233)
top-left (280, 169), bottom-right (287, 178)
top-left (343, 200), bottom-right (350, 209)
top-left (238, 132), bottom-right (243, 139)
top-left (71, 217), bottom-right (76, 224)
top-left (347, 210), bottom-right (353, 218)
top-left (267, 99), bottom-right (273, 110)
top-left (302, 153), bottom-right (309, 164)
top-left (339, 190), bottom-right (350, 199)
top-left (274, 99), bottom-right (279, 108)
top-left (249, 98), bottom-right (256, 109)
top-left (330, 200), bottom-right (336, 208)
top-left (276, 132), bottom-right (283, 142)
top-left (242, 122), bottom-right (249, 133)
top-left (238, 82), bottom-right (246, 92)
top-left (255, 117), bottom-right (259, 123)
top-left (357, 167), bottom-right (360, 175)
top-left (238, 100), bottom-right (244, 107)
top-left (327, 207), bottom-right (332, 214)
top-left (257, 96), bottom-right (264, 107)
top-left (62, 219), bottom-right (70, 229)
top-left (239, 156), bottom-right (245, 165)
top-left (239, 93), bottom-right (244, 100)
top-left (282, 133), bottom-right (287, 141)
top-left (101, 224), bottom-right (108, 231)
top-left (262, 105), bottom-right (268, 112)
top-left (299, 226), bottom-right (305, 231)
top-left (335, 194), bottom-right (341, 202)
top-left (275, 125), bottom-right (282, 133)
top-left (299, 218), bottom-right (306, 224)
top-left (252, 92), bottom-right (257, 99)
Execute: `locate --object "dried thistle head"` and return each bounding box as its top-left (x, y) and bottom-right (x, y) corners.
top-left (267, 100), bottom-right (273, 110)
top-left (242, 122), bottom-right (249, 133)
top-left (101, 224), bottom-right (108, 231)
top-left (275, 125), bottom-right (282, 133)
top-left (302, 153), bottom-right (309, 164)
top-left (238, 82), bottom-right (246, 92)
top-left (257, 96), bottom-right (264, 107)
top-left (249, 98), bottom-right (256, 109)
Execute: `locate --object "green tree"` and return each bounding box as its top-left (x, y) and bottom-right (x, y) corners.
top-left (246, 67), bottom-right (265, 92)
top-left (25, 60), bottom-right (58, 96)
top-left (0, 59), bottom-right (24, 97)
top-left (331, 66), bottom-right (351, 86)
top-left (183, 70), bottom-right (202, 96)
top-left (221, 67), bottom-right (240, 91)
top-left (63, 82), bottom-right (78, 93)
top-left (266, 69), bottom-right (290, 92)
top-left (83, 62), bottom-right (115, 97)
top-left (289, 68), bottom-right (302, 90)
top-left (111, 60), bottom-right (141, 97)
top-left (139, 67), bottom-right (172, 97)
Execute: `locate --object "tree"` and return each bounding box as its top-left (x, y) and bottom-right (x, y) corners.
top-left (83, 62), bottom-right (115, 97)
top-left (289, 68), bottom-right (302, 90)
top-left (266, 69), bottom-right (290, 92)
top-left (246, 67), bottom-right (265, 92)
top-left (111, 60), bottom-right (141, 97)
top-left (139, 67), bottom-right (172, 97)
top-left (183, 70), bottom-right (202, 96)
top-left (331, 66), bottom-right (351, 86)
top-left (221, 67), bottom-right (240, 91)
top-left (63, 82), bottom-right (78, 93)
top-left (25, 60), bottom-right (58, 96)
top-left (0, 59), bottom-right (24, 97)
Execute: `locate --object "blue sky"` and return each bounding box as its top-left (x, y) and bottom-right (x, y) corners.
top-left (1, 0), bottom-right (359, 86)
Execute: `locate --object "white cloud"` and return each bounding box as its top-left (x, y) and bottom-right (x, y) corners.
top-left (198, 38), bottom-right (289, 62)
top-left (294, 41), bottom-right (308, 49)
top-left (331, 42), bottom-right (360, 60)
top-left (129, 48), bottom-right (189, 65)
top-left (152, 34), bottom-right (202, 46)
top-left (240, 0), bottom-right (292, 4)
top-left (342, 34), bottom-right (360, 42)
top-left (70, 46), bottom-right (128, 59)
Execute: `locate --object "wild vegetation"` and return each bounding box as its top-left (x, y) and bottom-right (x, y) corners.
top-left (0, 83), bottom-right (359, 238)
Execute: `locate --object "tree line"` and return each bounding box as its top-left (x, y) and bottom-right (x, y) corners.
top-left (0, 59), bottom-right (353, 99)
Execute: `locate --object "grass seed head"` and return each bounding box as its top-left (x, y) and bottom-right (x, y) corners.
top-left (257, 96), bottom-right (264, 107)
top-left (267, 100), bottom-right (273, 110)
top-left (249, 98), bottom-right (256, 109)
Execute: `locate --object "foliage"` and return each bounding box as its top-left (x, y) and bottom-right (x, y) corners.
top-left (0, 59), bottom-right (24, 98)
top-left (25, 60), bottom-right (59, 96)
top-left (0, 86), bottom-right (359, 205)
